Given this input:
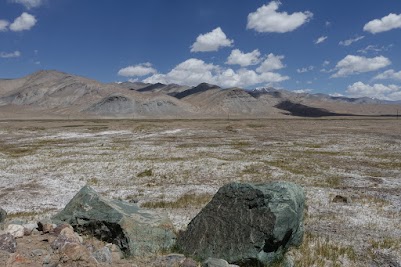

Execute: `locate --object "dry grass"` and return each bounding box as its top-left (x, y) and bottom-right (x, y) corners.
top-left (292, 232), bottom-right (358, 267)
top-left (142, 193), bottom-right (213, 209)
top-left (0, 119), bottom-right (400, 266)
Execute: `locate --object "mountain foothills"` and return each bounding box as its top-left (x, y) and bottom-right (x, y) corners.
top-left (0, 70), bottom-right (399, 119)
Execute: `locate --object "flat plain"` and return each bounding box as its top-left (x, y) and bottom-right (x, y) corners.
top-left (0, 118), bottom-right (400, 266)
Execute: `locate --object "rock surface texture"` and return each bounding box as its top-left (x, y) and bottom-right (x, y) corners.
top-left (0, 208), bottom-right (6, 223)
top-left (177, 182), bottom-right (305, 266)
top-left (52, 185), bottom-right (176, 257)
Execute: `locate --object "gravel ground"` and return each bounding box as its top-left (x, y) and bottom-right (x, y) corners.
top-left (0, 118), bottom-right (400, 266)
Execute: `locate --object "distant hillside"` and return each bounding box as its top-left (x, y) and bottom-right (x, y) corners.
top-left (0, 70), bottom-right (399, 119)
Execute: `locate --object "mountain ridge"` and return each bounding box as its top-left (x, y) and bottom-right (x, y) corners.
top-left (0, 70), bottom-right (399, 119)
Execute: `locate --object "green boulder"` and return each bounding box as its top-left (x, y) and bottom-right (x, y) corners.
top-left (53, 185), bottom-right (176, 257)
top-left (177, 182), bottom-right (305, 266)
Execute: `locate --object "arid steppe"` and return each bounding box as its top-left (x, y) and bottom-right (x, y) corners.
top-left (0, 118), bottom-right (400, 266)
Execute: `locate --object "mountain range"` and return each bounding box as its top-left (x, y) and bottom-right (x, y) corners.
top-left (0, 70), bottom-right (399, 119)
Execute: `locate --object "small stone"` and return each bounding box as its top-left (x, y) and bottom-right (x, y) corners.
top-left (0, 208), bottom-right (7, 223)
top-left (38, 220), bottom-right (54, 233)
top-left (92, 246), bottom-right (112, 264)
top-left (42, 223), bottom-right (55, 234)
top-left (51, 228), bottom-right (81, 251)
top-left (202, 258), bottom-right (230, 267)
top-left (52, 224), bottom-right (73, 236)
top-left (6, 224), bottom-right (25, 238)
top-left (332, 195), bottom-right (349, 203)
top-left (0, 233), bottom-right (17, 253)
top-left (23, 223), bottom-right (38, 236)
top-left (31, 229), bottom-right (40, 236)
top-left (43, 254), bottom-right (51, 264)
top-left (181, 258), bottom-right (199, 267)
top-left (60, 242), bottom-right (96, 265)
top-left (31, 249), bottom-right (46, 257)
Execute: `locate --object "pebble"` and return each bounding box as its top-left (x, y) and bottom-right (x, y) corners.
top-left (6, 224), bottom-right (25, 238)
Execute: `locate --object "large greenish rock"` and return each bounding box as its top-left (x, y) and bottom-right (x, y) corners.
top-left (53, 186), bottom-right (176, 257)
top-left (177, 182), bottom-right (305, 266)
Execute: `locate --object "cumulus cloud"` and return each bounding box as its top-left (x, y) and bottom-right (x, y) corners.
top-left (374, 69), bottom-right (401, 81)
top-left (339, 36), bottom-right (365, 46)
top-left (297, 66), bottom-right (314, 73)
top-left (364, 13), bottom-right (401, 34)
top-left (247, 1), bottom-right (313, 33)
top-left (347, 81), bottom-right (401, 100)
top-left (315, 36), bottom-right (328, 44)
top-left (332, 55), bottom-right (391, 78)
top-left (226, 49), bottom-right (261, 67)
top-left (143, 58), bottom-right (289, 88)
top-left (0, 20), bottom-right (9, 31)
top-left (190, 27), bottom-right (233, 52)
top-left (0, 51), bottom-right (21, 58)
top-left (9, 12), bottom-right (37, 31)
top-left (256, 53), bottom-right (285, 73)
top-left (10, 0), bottom-right (44, 9)
top-left (118, 63), bottom-right (157, 77)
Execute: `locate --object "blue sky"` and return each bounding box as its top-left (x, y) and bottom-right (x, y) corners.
top-left (1, 0), bottom-right (401, 100)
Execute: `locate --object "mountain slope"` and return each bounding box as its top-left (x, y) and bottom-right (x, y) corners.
top-left (0, 70), bottom-right (194, 118)
top-left (0, 70), bottom-right (399, 119)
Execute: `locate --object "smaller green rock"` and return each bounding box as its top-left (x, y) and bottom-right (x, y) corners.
top-left (53, 185), bottom-right (176, 257)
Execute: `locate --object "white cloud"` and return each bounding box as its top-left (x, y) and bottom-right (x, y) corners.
top-left (190, 27), bottom-right (233, 52)
top-left (293, 89), bottom-right (312, 94)
top-left (374, 69), bottom-right (401, 81)
top-left (143, 58), bottom-right (289, 88)
top-left (364, 13), bottom-right (401, 34)
top-left (332, 55), bottom-right (391, 78)
top-left (322, 60), bottom-right (330, 66)
top-left (9, 12), bottom-right (37, 31)
top-left (256, 53), bottom-right (285, 73)
top-left (315, 36), bottom-right (328, 44)
top-left (0, 20), bottom-right (9, 31)
top-left (118, 63), bottom-right (157, 77)
top-left (226, 49), bottom-right (261, 67)
top-left (144, 59), bottom-right (217, 86)
top-left (339, 36), bottom-right (365, 46)
top-left (357, 44), bottom-right (393, 54)
top-left (347, 81), bottom-right (401, 101)
top-left (329, 93), bottom-right (344, 97)
top-left (297, 66), bottom-right (314, 73)
top-left (247, 1), bottom-right (313, 33)
top-left (11, 0), bottom-right (44, 9)
top-left (0, 51), bottom-right (21, 58)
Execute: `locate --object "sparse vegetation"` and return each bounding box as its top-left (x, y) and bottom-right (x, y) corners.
top-left (87, 177), bottom-right (99, 185)
top-left (369, 237), bottom-right (401, 250)
top-left (0, 119), bottom-right (400, 266)
top-left (293, 232), bottom-right (357, 267)
top-left (137, 169), bottom-right (153, 177)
